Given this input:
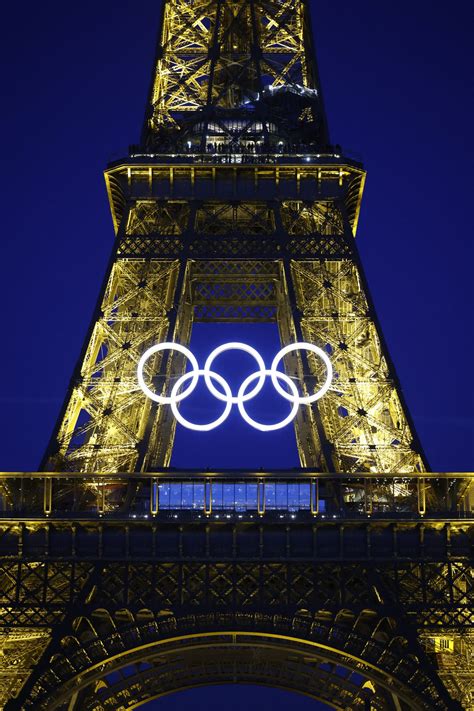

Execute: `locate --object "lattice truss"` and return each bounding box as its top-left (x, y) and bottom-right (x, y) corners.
top-left (49, 260), bottom-right (179, 472)
top-left (0, 628), bottom-right (50, 703)
top-left (0, 558), bottom-right (94, 706)
top-left (121, 198), bottom-right (349, 259)
top-left (191, 259), bottom-right (280, 322)
top-left (196, 202), bottom-right (275, 234)
top-left (31, 609), bottom-right (414, 711)
top-left (15, 559), bottom-right (468, 710)
top-left (291, 260), bottom-right (426, 473)
top-left (127, 200), bottom-right (190, 235)
top-left (149, 0), bottom-right (317, 127)
top-left (281, 200), bottom-right (351, 257)
top-left (422, 632), bottom-right (474, 709)
top-left (46, 187), bottom-right (425, 474)
top-left (126, 199), bottom-right (342, 235)
top-left (0, 561), bottom-right (94, 625)
top-left (282, 200), bottom-right (343, 236)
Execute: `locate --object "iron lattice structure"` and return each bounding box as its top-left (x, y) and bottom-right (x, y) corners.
top-left (1, 0), bottom-right (473, 709)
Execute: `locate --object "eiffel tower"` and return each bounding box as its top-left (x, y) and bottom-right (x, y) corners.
top-left (1, 0), bottom-right (472, 708)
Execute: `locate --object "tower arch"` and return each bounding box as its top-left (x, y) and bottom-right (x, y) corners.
top-left (30, 609), bottom-right (444, 710)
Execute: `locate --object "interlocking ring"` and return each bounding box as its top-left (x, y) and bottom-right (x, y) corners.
top-left (238, 369), bottom-right (299, 432)
top-left (171, 369), bottom-right (233, 432)
top-left (137, 343), bottom-right (199, 404)
top-left (204, 342), bottom-right (266, 403)
top-left (137, 341), bottom-right (332, 431)
top-left (271, 342), bottom-right (333, 404)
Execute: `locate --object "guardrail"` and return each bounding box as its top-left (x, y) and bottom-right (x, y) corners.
top-left (0, 472), bottom-right (471, 519)
top-left (114, 151), bottom-right (361, 167)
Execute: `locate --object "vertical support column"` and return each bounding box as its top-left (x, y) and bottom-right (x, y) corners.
top-left (43, 478), bottom-right (52, 516)
top-left (417, 477), bottom-right (426, 516)
top-left (311, 477), bottom-right (319, 515)
top-left (257, 479), bottom-right (265, 517)
top-left (97, 480), bottom-right (105, 515)
top-left (139, 205), bottom-right (196, 470)
top-left (364, 478), bottom-right (373, 515)
top-left (150, 478), bottom-right (159, 515)
top-left (204, 479), bottom-right (212, 516)
top-left (275, 255), bottom-right (335, 470)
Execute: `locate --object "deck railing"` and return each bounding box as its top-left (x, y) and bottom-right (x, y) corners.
top-left (0, 472), bottom-right (471, 520)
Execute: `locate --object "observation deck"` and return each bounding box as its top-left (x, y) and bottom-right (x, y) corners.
top-left (104, 150), bottom-right (366, 236)
top-left (0, 471), bottom-right (471, 519)
top-left (0, 472), bottom-right (471, 562)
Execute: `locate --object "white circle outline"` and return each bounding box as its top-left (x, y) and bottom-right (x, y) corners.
top-left (237, 369), bottom-right (299, 432)
top-left (137, 342), bottom-right (199, 404)
top-left (270, 342), bottom-right (333, 404)
top-left (170, 369), bottom-right (233, 431)
top-left (203, 341), bottom-right (266, 403)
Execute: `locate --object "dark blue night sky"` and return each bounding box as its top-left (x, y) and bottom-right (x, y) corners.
top-left (1, 0), bottom-right (473, 708)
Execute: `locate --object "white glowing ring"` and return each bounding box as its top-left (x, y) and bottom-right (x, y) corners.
top-left (270, 342), bottom-right (333, 404)
top-left (237, 369), bottom-right (299, 432)
top-left (137, 342), bottom-right (199, 404)
top-left (204, 341), bottom-right (266, 403)
top-left (170, 369), bottom-right (233, 431)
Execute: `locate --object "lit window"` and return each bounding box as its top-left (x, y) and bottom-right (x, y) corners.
top-left (433, 638), bottom-right (455, 653)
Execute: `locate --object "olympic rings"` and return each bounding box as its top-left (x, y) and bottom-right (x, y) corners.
top-left (137, 341), bottom-right (332, 431)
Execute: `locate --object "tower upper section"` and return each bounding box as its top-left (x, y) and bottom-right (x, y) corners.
top-left (141, 0), bottom-right (329, 152)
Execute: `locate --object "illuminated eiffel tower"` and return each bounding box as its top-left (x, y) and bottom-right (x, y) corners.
top-left (1, 0), bottom-right (472, 708)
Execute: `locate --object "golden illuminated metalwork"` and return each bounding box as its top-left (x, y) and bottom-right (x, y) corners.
top-left (1, 0), bottom-right (472, 708)
top-left (146, 0), bottom-right (324, 140)
top-left (44, 162), bottom-right (424, 475)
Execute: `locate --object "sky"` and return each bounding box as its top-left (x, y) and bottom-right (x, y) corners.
top-left (1, 0), bottom-right (473, 708)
